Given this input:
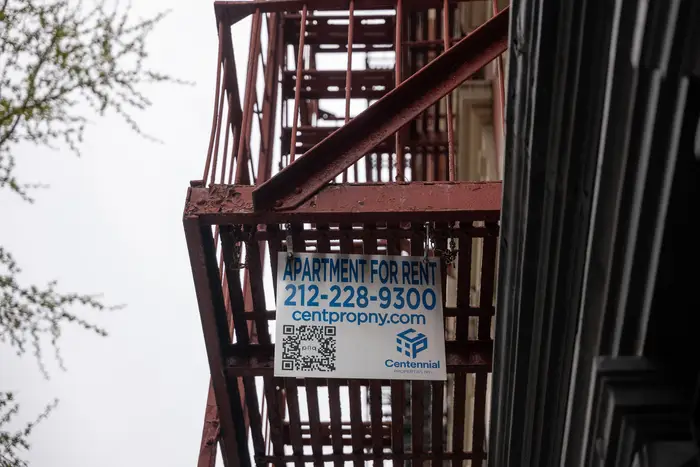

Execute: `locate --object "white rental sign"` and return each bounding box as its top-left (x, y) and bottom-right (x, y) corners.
top-left (274, 252), bottom-right (446, 381)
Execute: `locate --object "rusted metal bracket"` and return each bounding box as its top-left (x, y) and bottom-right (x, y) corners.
top-left (250, 6), bottom-right (509, 211)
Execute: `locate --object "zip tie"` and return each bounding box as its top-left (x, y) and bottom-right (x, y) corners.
top-left (423, 222), bottom-right (431, 264)
top-left (285, 223), bottom-right (294, 260)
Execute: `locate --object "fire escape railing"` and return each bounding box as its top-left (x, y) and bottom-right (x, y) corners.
top-left (185, 1), bottom-right (508, 466)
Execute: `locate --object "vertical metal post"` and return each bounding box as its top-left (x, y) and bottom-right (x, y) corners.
top-left (211, 60), bottom-right (228, 185)
top-left (491, 0), bottom-right (505, 177)
top-left (426, 9), bottom-right (436, 182)
top-left (443, 0), bottom-right (456, 181)
top-left (220, 93), bottom-right (234, 184)
top-left (235, 9), bottom-right (262, 184)
top-left (343, 0), bottom-right (355, 183)
top-left (289, 5), bottom-right (308, 164)
top-left (492, 0), bottom-right (506, 128)
top-left (257, 13), bottom-right (282, 183)
top-left (203, 21), bottom-right (225, 183)
top-left (226, 125), bottom-right (239, 184)
top-left (395, 0), bottom-right (404, 181)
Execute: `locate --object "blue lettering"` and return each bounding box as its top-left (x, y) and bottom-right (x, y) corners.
top-left (407, 288), bottom-right (420, 310)
top-left (358, 259), bottom-right (367, 282)
top-left (294, 258), bottom-right (302, 279)
top-left (330, 259), bottom-right (340, 282)
top-left (419, 262), bottom-right (429, 286)
top-left (411, 261), bottom-right (419, 284)
top-left (340, 258), bottom-right (349, 283)
top-left (379, 260), bottom-right (389, 284)
top-left (401, 261), bottom-right (410, 284)
top-left (321, 258), bottom-right (330, 280)
top-left (389, 261), bottom-right (398, 284)
top-left (370, 260), bottom-right (379, 283)
top-left (384, 360), bottom-right (440, 369)
top-left (292, 311), bottom-right (302, 320)
top-left (283, 260), bottom-right (293, 281)
top-left (302, 310), bottom-right (311, 320)
top-left (312, 258), bottom-right (321, 282)
top-left (348, 259), bottom-right (359, 283)
top-left (302, 258), bottom-right (312, 281)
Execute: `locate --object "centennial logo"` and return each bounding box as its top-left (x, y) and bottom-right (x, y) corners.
top-left (395, 328), bottom-right (428, 358)
top-left (385, 328), bottom-right (439, 370)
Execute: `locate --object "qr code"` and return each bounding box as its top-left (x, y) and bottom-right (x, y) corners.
top-left (281, 325), bottom-right (337, 372)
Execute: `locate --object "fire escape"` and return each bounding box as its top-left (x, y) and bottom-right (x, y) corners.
top-left (184, 1), bottom-right (508, 465)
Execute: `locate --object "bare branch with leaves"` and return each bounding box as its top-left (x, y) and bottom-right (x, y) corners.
top-left (0, 393), bottom-right (58, 467)
top-left (0, 246), bottom-right (121, 375)
top-left (0, 0), bottom-right (185, 200)
top-left (0, 1), bottom-right (181, 464)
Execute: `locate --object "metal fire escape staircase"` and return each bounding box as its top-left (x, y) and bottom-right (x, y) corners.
top-left (184, 1), bottom-right (508, 465)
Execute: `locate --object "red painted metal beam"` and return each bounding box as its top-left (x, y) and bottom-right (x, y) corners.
top-left (257, 13), bottom-right (282, 183)
top-left (197, 383), bottom-right (219, 467)
top-left (224, 340), bottom-right (493, 376)
top-left (280, 127), bottom-right (453, 156)
top-left (184, 220), bottom-right (250, 467)
top-left (251, 7), bottom-right (509, 211)
top-left (256, 451), bottom-right (485, 465)
top-left (215, 0), bottom-right (487, 25)
top-left (185, 181), bottom-right (501, 225)
top-left (281, 421), bottom-right (392, 447)
top-left (281, 69), bottom-right (393, 99)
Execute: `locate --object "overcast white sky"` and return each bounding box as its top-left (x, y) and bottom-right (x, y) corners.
top-left (0, 2), bottom-right (252, 465)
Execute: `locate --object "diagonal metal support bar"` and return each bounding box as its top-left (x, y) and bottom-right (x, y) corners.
top-left (251, 6), bottom-right (509, 211)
